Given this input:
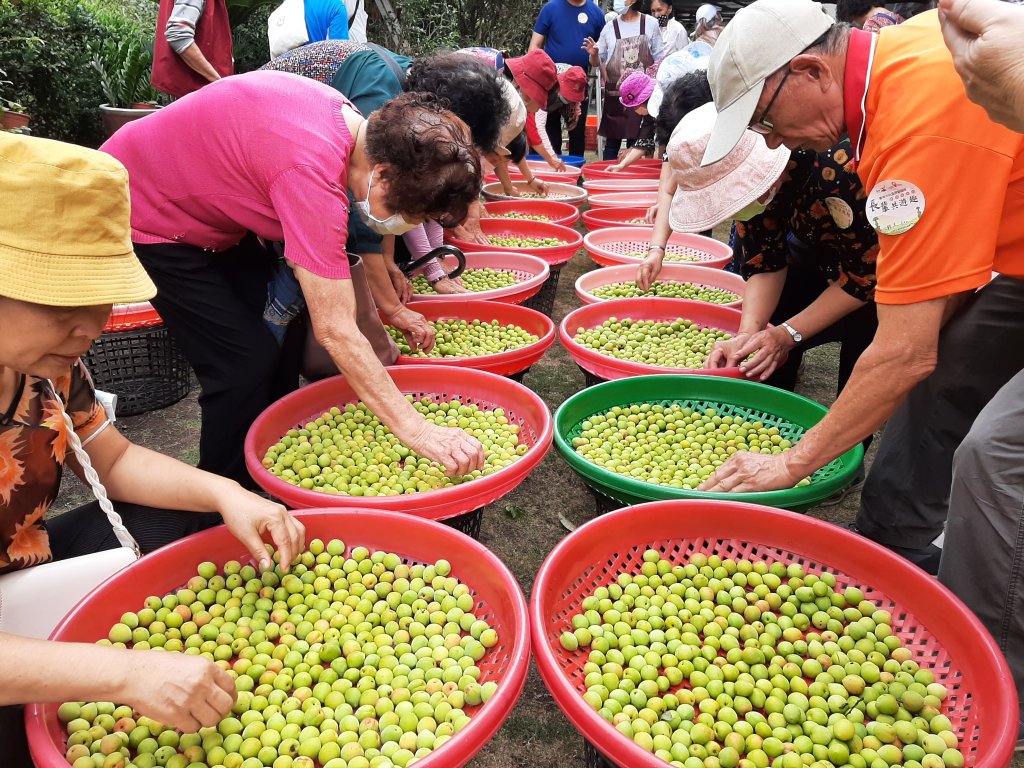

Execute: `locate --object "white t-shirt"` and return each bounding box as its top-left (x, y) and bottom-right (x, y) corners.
top-left (659, 18), bottom-right (687, 54)
top-left (345, 0), bottom-right (367, 43)
top-left (597, 15), bottom-right (666, 64)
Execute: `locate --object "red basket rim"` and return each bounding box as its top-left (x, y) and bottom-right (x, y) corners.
top-left (504, 161), bottom-right (583, 181)
top-left (447, 219), bottom-right (583, 266)
top-left (26, 509), bottom-right (531, 768)
top-left (587, 191), bottom-right (659, 209)
top-left (103, 302), bottom-right (163, 332)
top-left (581, 207), bottom-right (653, 232)
top-left (407, 251), bottom-right (550, 304)
top-left (387, 300), bottom-right (556, 375)
top-left (581, 179), bottom-right (661, 192)
top-left (584, 227), bottom-right (733, 269)
top-left (244, 365), bottom-right (554, 517)
top-left (574, 263), bottom-right (745, 308)
top-left (530, 499), bottom-right (1018, 768)
top-left (559, 297), bottom-right (745, 379)
top-left (481, 199), bottom-right (581, 228)
top-left (481, 181), bottom-right (588, 207)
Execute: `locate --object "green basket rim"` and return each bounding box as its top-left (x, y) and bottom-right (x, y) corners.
top-left (554, 375), bottom-right (864, 510)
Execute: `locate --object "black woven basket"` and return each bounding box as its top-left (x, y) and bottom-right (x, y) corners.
top-left (522, 263), bottom-right (564, 317)
top-left (441, 508), bottom-right (483, 540)
top-left (583, 739), bottom-right (618, 768)
top-left (577, 364), bottom-right (607, 389)
top-left (83, 324), bottom-right (192, 417)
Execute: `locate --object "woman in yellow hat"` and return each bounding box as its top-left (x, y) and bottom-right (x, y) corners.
top-left (0, 134), bottom-right (305, 765)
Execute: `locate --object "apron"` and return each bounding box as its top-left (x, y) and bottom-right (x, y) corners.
top-left (302, 253), bottom-right (400, 380)
top-left (599, 17), bottom-right (655, 140)
top-left (151, 0), bottom-right (233, 98)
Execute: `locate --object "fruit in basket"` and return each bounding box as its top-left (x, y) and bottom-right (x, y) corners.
top-left (591, 281), bottom-right (740, 304)
top-left (386, 318), bottom-right (539, 358)
top-left (487, 213), bottom-right (552, 222)
top-left (410, 268), bottom-right (519, 295)
top-left (558, 550), bottom-right (966, 768)
top-left (574, 317), bottom-right (733, 370)
top-left (262, 398), bottom-right (526, 496)
top-left (624, 250), bottom-right (701, 263)
top-left (489, 235), bottom-right (566, 249)
top-left (59, 543), bottom-right (499, 768)
top-left (571, 404), bottom-right (810, 490)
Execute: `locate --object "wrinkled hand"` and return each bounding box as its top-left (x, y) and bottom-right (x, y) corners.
top-left (404, 421), bottom-right (485, 476)
top-left (636, 252), bottom-right (664, 292)
top-left (527, 177), bottom-right (549, 196)
top-left (453, 206), bottom-right (491, 245)
top-left (644, 204), bottom-right (658, 224)
top-left (705, 334), bottom-right (751, 370)
top-left (730, 327), bottom-right (792, 382)
top-left (939, 0), bottom-right (1024, 132)
top-left (218, 489), bottom-right (306, 572)
top-left (122, 651), bottom-right (236, 733)
top-left (433, 277), bottom-right (471, 294)
top-left (387, 306), bottom-right (435, 352)
top-left (698, 451), bottom-right (802, 493)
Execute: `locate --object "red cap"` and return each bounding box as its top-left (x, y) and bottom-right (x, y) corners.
top-left (557, 66), bottom-right (587, 104)
top-left (505, 49), bottom-right (557, 107)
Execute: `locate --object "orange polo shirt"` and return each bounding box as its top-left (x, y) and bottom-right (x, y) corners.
top-left (851, 11), bottom-right (1024, 305)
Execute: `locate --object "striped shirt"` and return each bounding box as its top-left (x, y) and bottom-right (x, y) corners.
top-left (166, 0), bottom-right (205, 53)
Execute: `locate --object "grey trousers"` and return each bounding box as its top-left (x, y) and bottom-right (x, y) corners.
top-left (939, 367), bottom-right (1024, 731)
top-left (858, 275), bottom-right (1024, 549)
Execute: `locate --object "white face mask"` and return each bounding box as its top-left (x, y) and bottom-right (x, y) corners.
top-left (732, 186), bottom-right (776, 222)
top-left (355, 167), bottom-right (417, 235)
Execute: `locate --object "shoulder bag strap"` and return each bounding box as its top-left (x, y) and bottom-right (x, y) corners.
top-left (348, 0), bottom-right (362, 26)
top-left (366, 43), bottom-right (407, 89)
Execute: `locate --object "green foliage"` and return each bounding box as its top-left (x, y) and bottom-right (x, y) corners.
top-left (225, 0), bottom-right (277, 28)
top-left (90, 35), bottom-right (158, 107)
top-left (376, 0), bottom-right (545, 57)
top-left (231, 2), bottom-right (273, 73)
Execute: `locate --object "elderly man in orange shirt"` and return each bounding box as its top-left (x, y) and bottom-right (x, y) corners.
top-left (695, 0), bottom-right (1024, 737)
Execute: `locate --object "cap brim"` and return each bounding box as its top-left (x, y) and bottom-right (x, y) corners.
top-left (700, 85), bottom-right (763, 166)
top-left (0, 247), bottom-right (156, 307)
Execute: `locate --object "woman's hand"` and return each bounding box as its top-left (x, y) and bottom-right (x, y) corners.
top-left (644, 204), bottom-right (658, 224)
top-left (705, 333), bottom-right (752, 370)
top-left (432, 277), bottom-right (471, 294)
top-left (707, 327), bottom-right (792, 381)
top-left (550, 158), bottom-right (567, 172)
top-left (386, 306), bottom-right (436, 352)
top-left (217, 488), bottom-right (306, 572)
top-left (607, 162), bottom-right (625, 173)
top-left (636, 251), bottom-right (665, 291)
top-left (121, 651), bottom-right (237, 733)
top-left (403, 421), bottom-right (486, 477)
top-left (386, 262), bottom-right (413, 305)
top-left (526, 177), bottom-right (548, 196)
top-left (452, 222), bottom-right (491, 245)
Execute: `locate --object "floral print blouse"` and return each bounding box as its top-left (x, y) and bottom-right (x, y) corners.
top-left (0, 362), bottom-right (105, 574)
top-left (735, 139), bottom-right (879, 302)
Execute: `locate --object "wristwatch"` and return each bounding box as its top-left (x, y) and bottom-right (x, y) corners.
top-left (780, 322), bottom-right (803, 344)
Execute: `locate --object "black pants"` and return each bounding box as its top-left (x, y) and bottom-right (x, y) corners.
top-left (0, 502), bottom-right (221, 768)
top-left (134, 235), bottom-right (305, 487)
top-left (545, 84), bottom-right (590, 158)
top-left (764, 241), bottom-right (879, 401)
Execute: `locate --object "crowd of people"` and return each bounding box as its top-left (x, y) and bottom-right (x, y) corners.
top-left (2, 0), bottom-right (1024, 760)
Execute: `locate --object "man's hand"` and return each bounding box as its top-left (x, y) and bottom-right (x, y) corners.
top-left (939, 0), bottom-right (1024, 132)
top-left (386, 306), bottom-right (436, 352)
top-left (698, 451), bottom-right (803, 493)
top-left (403, 421), bottom-right (486, 477)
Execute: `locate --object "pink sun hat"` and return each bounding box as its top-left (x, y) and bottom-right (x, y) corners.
top-left (667, 102), bottom-right (791, 233)
top-left (618, 71), bottom-right (656, 108)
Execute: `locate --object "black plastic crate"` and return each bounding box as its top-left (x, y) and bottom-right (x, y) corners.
top-left (440, 507), bottom-right (483, 539)
top-left (522, 263), bottom-right (564, 317)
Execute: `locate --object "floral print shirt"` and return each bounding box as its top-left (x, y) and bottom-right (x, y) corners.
top-left (735, 139), bottom-right (879, 302)
top-left (0, 362), bottom-right (106, 574)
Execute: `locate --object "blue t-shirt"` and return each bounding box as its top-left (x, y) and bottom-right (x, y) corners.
top-left (534, 0), bottom-right (606, 71)
top-left (305, 0), bottom-right (350, 43)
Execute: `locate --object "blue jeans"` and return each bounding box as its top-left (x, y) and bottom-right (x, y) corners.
top-left (263, 259), bottom-right (305, 345)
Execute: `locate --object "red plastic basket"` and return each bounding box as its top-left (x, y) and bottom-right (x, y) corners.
top-left (103, 301), bottom-right (163, 332)
top-left (587, 191), bottom-right (659, 209)
top-left (581, 178), bottom-right (660, 193)
top-left (584, 227), bottom-right (733, 269)
top-left (387, 300), bottom-right (555, 376)
top-left (447, 219), bottom-right (583, 267)
top-left (481, 181), bottom-right (588, 207)
top-left (481, 199), bottom-right (580, 228)
top-left (581, 207), bottom-right (653, 232)
top-left (531, 500), bottom-right (1018, 768)
top-left (575, 263), bottom-right (745, 308)
top-left (560, 297), bottom-right (745, 381)
top-left (407, 251), bottom-right (550, 305)
top-left (504, 160), bottom-right (583, 184)
top-left (27, 509), bottom-right (531, 768)
top-left (244, 366), bottom-right (553, 519)
top-left (582, 159), bottom-right (663, 181)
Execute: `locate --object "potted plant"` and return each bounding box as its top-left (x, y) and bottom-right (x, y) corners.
top-left (90, 37), bottom-right (162, 138)
top-left (0, 67), bottom-right (30, 132)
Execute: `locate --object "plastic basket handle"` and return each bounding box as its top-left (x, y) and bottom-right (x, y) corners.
top-left (401, 245), bottom-right (466, 280)
top-left (47, 381), bottom-right (142, 558)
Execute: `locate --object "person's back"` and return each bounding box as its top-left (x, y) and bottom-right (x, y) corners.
top-left (304, 0), bottom-right (366, 44)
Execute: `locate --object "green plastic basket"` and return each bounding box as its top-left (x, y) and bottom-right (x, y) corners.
top-left (554, 375), bottom-right (864, 512)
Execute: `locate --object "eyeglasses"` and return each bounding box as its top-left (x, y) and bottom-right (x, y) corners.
top-left (749, 68), bottom-right (792, 135)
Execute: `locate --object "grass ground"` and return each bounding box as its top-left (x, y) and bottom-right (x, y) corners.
top-left (51, 229), bottom-right (1022, 768)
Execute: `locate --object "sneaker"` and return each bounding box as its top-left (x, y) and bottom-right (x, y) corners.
top-left (833, 521), bottom-right (942, 575)
top-left (818, 466), bottom-right (866, 507)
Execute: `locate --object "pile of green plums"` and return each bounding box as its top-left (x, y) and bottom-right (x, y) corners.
top-left (410, 269), bottom-right (519, 295)
top-left (486, 213), bottom-right (551, 222)
top-left (574, 318), bottom-right (733, 370)
top-left (591, 281), bottom-right (740, 304)
top-left (387, 319), bottom-right (538, 358)
top-left (489, 235), bottom-right (565, 249)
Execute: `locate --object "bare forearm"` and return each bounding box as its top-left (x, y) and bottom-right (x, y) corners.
top-left (618, 148), bottom-right (645, 168)
top-left (361, 251), bottom-right (403, 315)
top-left (177, 43), bottom-right (221, 83)
top-left (738, 271), bottom-right (787, 334)
top-left (787, 283), bottom-right (869, 341)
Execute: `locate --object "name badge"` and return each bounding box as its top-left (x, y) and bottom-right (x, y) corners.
top-left (865, 179), bottom-right (925, 235)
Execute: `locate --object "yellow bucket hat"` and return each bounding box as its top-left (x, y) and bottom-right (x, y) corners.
top-left (0, 134), bottom-right (156, 307)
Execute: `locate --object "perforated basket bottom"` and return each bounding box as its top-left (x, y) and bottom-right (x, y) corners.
top-left (598, 240), bottom-right (716, 263)
top-left (522, 265), bottom-right (564, 317)
top-left (550, 537), bottom-right (980, 765)
top-left (565, 398), bottom-right (847, 486)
